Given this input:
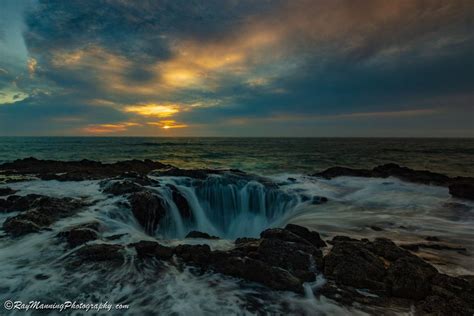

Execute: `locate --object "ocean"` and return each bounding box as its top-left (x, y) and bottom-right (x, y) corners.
top-left (1, 137), bottom-right (473, 176)
top-left (0, 137), bottom-right (473, 315)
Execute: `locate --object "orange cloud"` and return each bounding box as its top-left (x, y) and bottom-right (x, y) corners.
top-left (82, 122), bottom-right (140, 134)
top-left (27, 58), bottom-right (37, 77)
top-left (147, 120), bottom-right (188, 129)
top-left (123, 103), bottom-right (180, 117)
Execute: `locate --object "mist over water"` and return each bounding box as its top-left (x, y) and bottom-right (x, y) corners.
top-left (0, 137), bottom-right (473, 315)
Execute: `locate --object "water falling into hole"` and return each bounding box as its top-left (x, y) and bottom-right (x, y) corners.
top-left (147, 174), bottom-right (305, 239)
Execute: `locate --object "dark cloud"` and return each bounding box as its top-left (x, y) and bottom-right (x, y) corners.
top-left (0, 0), bottom-right (472, 136)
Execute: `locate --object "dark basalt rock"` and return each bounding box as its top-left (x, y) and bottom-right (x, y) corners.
top-left (324, 241), bottom-right (386, 291)
top-left (105, 233), bottom-right (128, 241)
top-left (128, 191), bottom-right (167, 235)
top-left (254, 238), bottom-right (323, 281)
top-left (213, 256), bottom-right (303, 293)
top-left (0, 157), bottom-right (169, 181)
top-left (167, 184), bottom-right (193, 219)
top-left (156, 167), bottom-right (219, 180)
top-left (385, 256), bottom-right (438, 300)
top-left (370, 225), bottom-right (384, 231)
top-left (318, 235), bottom-right (474, 314)
top-left (174, 244), bottom-right (212, 266)
top-left (130, 240), bottom-right (174, 260)
top-left (0, 187), bottom-right (17, 196)
top-left (400, 242), bottom-right (467, 253)
top-left (191, 226), bottom-right (324, 292)
top-left (3, 196), bottom-right (85, 236)
top-left (284, 224), bottom-right (327, 248)
top-left (235, 237), bottom-right (258, 244)
top-left (185, 231), bottom-right (219, 240)
top-left (74, 244), bottom-right (124, 265)
top-left (260, 228), bottom-right (313, 246)
top-left (58, 228), bottom-right (98, 248)
top-left (428, 274), bottom-right (474, 314)
top-left (425, 236), bottom-right (441, 242)
top-left (449, 182), bottom-right (474, 200)
top-left (102, 180), bottom-right (144, 196)
top-left (416, 295), bottom-right (473, 316)
top-left (315, 166), bottom-right (375, 179)
top-left (0, 194), bottom-right (46, 213)
top-left (116, 172), bottom-right (158, 186)
top-left (328, 235), bottom-right (361, 245)
top-left (3, 219), bottom-right (42, 236)
top-left (372, 163), bottom-right (451, 186)
top-left (365, 238), bottom-right (413, 262)
top-left (34, 274), bottom-right (50, 280)
top-left (314, 163), bottom-right (474, 200)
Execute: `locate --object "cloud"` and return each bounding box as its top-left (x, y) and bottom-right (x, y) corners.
top-left (123, 104), bottom-right (180, 117)
top-left (82, 122), bottom-right (140, 134)
top-left (0, 0), bottom-right (472, 136)
top-left (27, 58), bottom-right (37, 76)
top-left (147, 120), bottom-right (188, 129)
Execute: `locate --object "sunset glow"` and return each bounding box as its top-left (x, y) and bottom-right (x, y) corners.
top-left (123, 104), bottom-right (180, 118)
top-left (0, 1), bottom-right (472, 136)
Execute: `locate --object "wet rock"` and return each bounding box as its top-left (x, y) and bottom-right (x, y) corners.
top-left (260, 228), bottom-right (312, 246)
top-left (2, 196), bottom-right (85, 236)
top-left (131, 240), bottom-right (174, 260)
top-left (71, 221), bottom-right (103, 232)
top-left (128, 191), bottom-right (167, 235)
top-left (213, 256), bottom-right (303, 293)
top-left (314, 164), bottom-right (474, 200)
top-left (34, 274), bottom-right (50, 280)
top-left (370, 225), bottom-right (384, 231)
top-left (174, 244), bottom-right (212, 266)
top-left (0, 158), bottom-right (169, 181)
top-left (117, 172), bottom-right (158, 186)
top-left (425, 236), bottom-right (441, 242)
top-left (156, 167), bottom-right (218, 179)
top-left (416, 295), bottom-right (474, 316)
top-left (74, 244), bottom-right (124, 265)
top-left (315, 166), bottom-right (374, 179)
top-left (365, 238), bottom-right (413, 262)
top-left (311, 196), bottom-right (328, 204)
top-left (431, 273), bottom-right (474, 306)
top-left (0, 194), bottom-right (44, 212)
top-left (400, 242), bottom-right (467, 253)
top-left (185, 231), bottom-right (219, 240)
top-left (324, 241), bottom-right (386, 291)
top-left (102, 180), bottom-right (144, 195)
top-left (328, 235), bottom-right (361, 245)
top-left (449, 181), bottom-right (474, 200)
top-left (400, 243), bottom-right (420, 251)
top-left (105, 233), bottom-right (128, 241)
top-left (235, 237), bottom-right (258, 244)
top-left (167, 184), bottom-right (193, 219)
top-left (0, 187), bottom-right (16, 196)
top-left (385, 256), bottom-right (438, 300)
top-left (255, 238), bottom-right (322, 281)
top-left (58, 228), bottom-right (98, 248)
top-left (284, 224), bottom-right (327, 248)
top-left (373, 163), bottom-right (451, 186)
top-left (3, 218), bottom-right (42, 236)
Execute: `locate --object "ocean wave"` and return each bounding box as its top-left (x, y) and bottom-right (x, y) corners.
top-left (137, 142), bottom-right (202, 147)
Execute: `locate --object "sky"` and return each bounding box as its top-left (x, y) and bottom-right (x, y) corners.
top-left (0, 0), bottom-right (473, 137)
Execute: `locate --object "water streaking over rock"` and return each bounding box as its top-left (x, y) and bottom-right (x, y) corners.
top-left (0, 158), bottom-right (473, 315)
top-left (129, 173), bottom-right (304, 239)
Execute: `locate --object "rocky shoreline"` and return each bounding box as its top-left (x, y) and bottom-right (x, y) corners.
top-left (1, 158), bottom-right (473, 315)
top-left (314, 163), bottom-right (474, 200)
